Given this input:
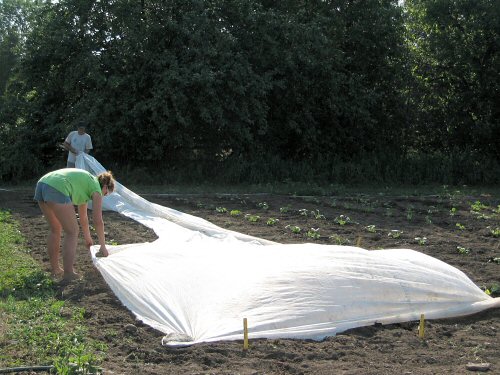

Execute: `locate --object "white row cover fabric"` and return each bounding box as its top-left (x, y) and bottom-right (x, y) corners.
top-left (77, 154), bottom-right (500, 346)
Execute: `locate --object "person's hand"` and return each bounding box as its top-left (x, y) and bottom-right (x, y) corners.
top-left (96, 245), bottom-right (109, 257)
top-left (85, 236), bottom-right (94, 249)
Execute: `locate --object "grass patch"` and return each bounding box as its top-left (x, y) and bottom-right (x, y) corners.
top-left (0, 210), bottom-right (105, 374)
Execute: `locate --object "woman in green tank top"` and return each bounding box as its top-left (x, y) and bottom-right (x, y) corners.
top-left (34, 168), bottom-right (115, 281)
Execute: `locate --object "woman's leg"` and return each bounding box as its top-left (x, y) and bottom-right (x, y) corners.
top-left (38, 202), bottom-right (64, 277)
top-left (46, 202), bottom-right (80, 280)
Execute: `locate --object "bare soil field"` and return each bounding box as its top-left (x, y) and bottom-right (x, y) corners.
top-left (0, 187), bottom-right (499, 375)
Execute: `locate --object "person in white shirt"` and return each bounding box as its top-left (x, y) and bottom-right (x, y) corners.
top-left (63, 122), bottom-right (93, 168)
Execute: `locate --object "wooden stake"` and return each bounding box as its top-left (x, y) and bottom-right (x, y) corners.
top-left (356, 236), bottom-right (362, 247)
top-left (418, 314), bottom-right (425, 338)
top-left (243, 318), bottom-right (249, 350)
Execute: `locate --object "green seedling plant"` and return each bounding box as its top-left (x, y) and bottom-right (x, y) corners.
top-left (257, 202), bottom-right (269, 210)
top-left (470, 200), bottom-right (487, 212)
top-left (425, 215), bottom-right (433, 224)
top-left (457, 246), bottom-right (470, 255)
top-left (449, 207), bottom-right (457, 216)
top-left (473, 212), bottom-right (491, 220)
top-left (456, 223), bottom-right (466, 230)
top-left (488, 227), bottom-right (500, 238)
top-left (388, 230), bottom-right (403, 239)
top-left (245, 214), bottom-right (260, 222)
top-left (299, 209), bottom-right (308, 217)
top-left (311, 209), bottom-right (326, 220)
top-left (415, 237), bottom-right (427, 246)
top-left (306, 228), bottom-right (320, 240)
top-left (334, 215), bottom-right (351, 226)
top-left (279, 205), bottom-right (291, 213)
top-left (266, 218), bottom-right (279, 226)
top-left (285, 225), bottom-right (301, 234)
top-left (427, 206), bottom-right (437, 214)
top-left (230, 209), bottom-right (242, 216)
top-left (488, 257), bottom-right (500, 264)
top-left (406, 206), bottom-right (414, 221)
top-left (485, 283), bottom-right (500, 296)
top-left (216, 207), bottom-right (227, 213)
top-left (365, 225), bottom-right (377, 233)
top-left (329, 234), bottom-right (350, 245)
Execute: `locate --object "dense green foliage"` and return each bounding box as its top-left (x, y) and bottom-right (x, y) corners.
top-left (0, 0), bottom-right (498, 184)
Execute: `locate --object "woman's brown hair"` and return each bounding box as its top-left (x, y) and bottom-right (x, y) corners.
top-left (97, 171), bottom-right (115, 193)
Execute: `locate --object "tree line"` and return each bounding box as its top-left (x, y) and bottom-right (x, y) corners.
top-left (0, 0), bottom-right (498, 185)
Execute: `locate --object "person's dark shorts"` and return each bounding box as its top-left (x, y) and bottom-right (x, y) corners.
top-left (34, 182), bottom-right (72, 204)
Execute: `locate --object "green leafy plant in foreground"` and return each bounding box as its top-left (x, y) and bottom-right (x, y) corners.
top-left (388, 230), bottom-right (403, 239)
top-left (266, 218), bottom-right (279, 226)
top-left (0, 210), bottom-right (105, 373)
top-left (306, 228), bottom-right (320, 240)
top-left (230, 209), bottom-right (242, 216)
top-left (365, 225), bottom-right (377, 233)
top-left (457, 246), bottom-right (470, 255)
top-left (334, 215), bottom-right (351, 225)
top-left (285, 225), bottom-right (301, 234)
top-left (415, 237), bottom-right (427, 246)
top-left (245, 214), bottom-right (260, 222)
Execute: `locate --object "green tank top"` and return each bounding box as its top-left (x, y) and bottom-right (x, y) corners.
top-left (39, 169), bottom-right (102, 205)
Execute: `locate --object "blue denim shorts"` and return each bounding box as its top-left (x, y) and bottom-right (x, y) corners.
top-left (34, 182), bottom-right (72, 204)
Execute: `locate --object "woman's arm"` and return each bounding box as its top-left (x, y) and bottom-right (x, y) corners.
top-left (77, 203), bottom-right (93, 248)
top-left (91, 192), bottom-right (109, 257)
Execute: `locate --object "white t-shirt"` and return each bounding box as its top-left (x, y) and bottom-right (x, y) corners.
top-left (65, 131), bottom-right (93, 163)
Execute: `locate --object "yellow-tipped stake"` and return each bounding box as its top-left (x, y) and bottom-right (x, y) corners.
top-left (418, 314), bottom-right (425, 338)
top-left (356, 236), bottom-right (362, 247)
top-left (243, 318), bottom-right (249, 350)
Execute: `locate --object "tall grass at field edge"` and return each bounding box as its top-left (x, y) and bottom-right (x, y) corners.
top-left (0, 210), bottom-right (105, 374)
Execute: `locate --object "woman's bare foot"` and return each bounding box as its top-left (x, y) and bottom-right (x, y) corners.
top-left (62, 272), bottom-right (82, 282)
top-left (51, 268), bottom-right (64, 279)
